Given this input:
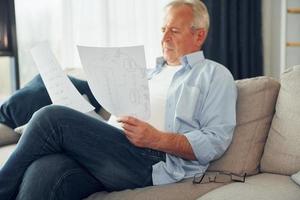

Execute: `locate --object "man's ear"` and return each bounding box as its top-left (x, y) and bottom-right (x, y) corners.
top-left (195, 28), bottom-right (207, 47)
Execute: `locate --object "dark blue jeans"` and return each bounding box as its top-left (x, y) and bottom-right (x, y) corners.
top-left (16, 154), bottom-right (104, 200)
top-left (0, 105), bottom-right (166, 200)
top-left (0, 74), bottom-right (101, 129)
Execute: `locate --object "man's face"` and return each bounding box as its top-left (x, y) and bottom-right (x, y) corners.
top-left (161, 5), bottom-right (205, 65)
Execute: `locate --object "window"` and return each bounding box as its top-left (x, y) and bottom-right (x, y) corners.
top-left (15, 0), bottom-right (171, 86)
top-left (0, 57), bottom-right (12, 101)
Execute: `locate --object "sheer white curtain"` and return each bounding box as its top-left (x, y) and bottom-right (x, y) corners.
top-left (15, 0), bottom-right (171, 85)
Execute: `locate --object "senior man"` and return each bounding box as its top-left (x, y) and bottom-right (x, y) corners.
top-left (0, 0), bottom-right (237, 199)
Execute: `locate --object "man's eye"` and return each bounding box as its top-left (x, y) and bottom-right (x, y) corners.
top-left (161, 27), bottom-right (180, 34)
top-left (171, 28), bottom-right (180, 33)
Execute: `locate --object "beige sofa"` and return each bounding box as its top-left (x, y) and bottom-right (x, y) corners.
top-left (1, 66), bottom-right (300, 200)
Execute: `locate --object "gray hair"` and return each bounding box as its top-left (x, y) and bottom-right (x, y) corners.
top-left (165, 0), bottom-right (210, 31)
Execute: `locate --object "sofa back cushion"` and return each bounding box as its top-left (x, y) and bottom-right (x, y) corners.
top-left (208, 76), bottom-right (280, 176)
top-left (0, 124), bottom-right (20, 147)
top-left (261, 66), bottom-right (300, 175)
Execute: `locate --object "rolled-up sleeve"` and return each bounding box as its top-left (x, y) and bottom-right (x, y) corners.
top-left (184, 67), bottom-right (237, 165)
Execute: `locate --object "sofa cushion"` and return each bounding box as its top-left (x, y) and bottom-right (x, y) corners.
top-left (291, 171), bottom-right (300, 186)
top-left (0, 144), bottom-right (16, 166)
top-left (208, 77), bottom-right (280, 176)
top-left (0, 123), bottom-right (20, 147)
top-left (261, 65), bottom-right (300, 175)
top-left (84, 178), bottom-right (226, 200)
top-left (197, 173), bottom-right (300, 200)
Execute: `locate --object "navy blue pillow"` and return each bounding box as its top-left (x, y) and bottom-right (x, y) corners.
top-left (0, 74), bottom-right (101, 128)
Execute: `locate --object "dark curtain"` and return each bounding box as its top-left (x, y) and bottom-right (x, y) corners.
top-left (202, 0), bottom-right (263, 80)
top-left (0, 0), bottom-right (19, 89)
top-left (0, 0), bottom-right (11, 52)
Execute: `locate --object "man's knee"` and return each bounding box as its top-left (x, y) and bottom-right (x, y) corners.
top-left (31, 105), bottom-right (72, 123)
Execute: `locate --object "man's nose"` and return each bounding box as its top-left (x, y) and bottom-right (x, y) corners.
top-left (162, 29), bottom-right (172, 42)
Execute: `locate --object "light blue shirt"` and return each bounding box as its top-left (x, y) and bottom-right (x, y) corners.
top-left (149, 51), bottom-right (237, 185)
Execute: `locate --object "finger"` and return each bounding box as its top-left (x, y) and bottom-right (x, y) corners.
top-left (118, 116), bottom-right (139, 125)
top-left (123, 129), bottom-right (135, 139)
top-left (121, 122), bottom-right (137, 132)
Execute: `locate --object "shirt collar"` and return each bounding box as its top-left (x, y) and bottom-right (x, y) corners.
top-left (155, 51), bottom-right (205, 71)
top-left (154, 57), bottom-right (165, 71)
top-left (180, 51), bottom-right (205, 69)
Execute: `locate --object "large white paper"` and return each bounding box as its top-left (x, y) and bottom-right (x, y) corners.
top-left (77, 45), bottom-right (150, 120)
top-left (30, 42), bottom-right (94, 113)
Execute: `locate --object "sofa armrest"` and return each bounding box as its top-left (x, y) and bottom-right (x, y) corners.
top-left (0, 124), bottom-right (20, 147)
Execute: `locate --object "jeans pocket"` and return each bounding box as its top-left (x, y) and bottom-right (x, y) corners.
top-left (139, 148), bottom-right (166, 163)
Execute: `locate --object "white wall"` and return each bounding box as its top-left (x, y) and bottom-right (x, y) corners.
top-left (263, 0), bottom-right (300, 79)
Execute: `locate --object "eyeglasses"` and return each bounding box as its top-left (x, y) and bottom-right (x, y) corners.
top-left (193, 171), bottom-right (246, 184)
top-left (161, 26), bottom-right (203, 35)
